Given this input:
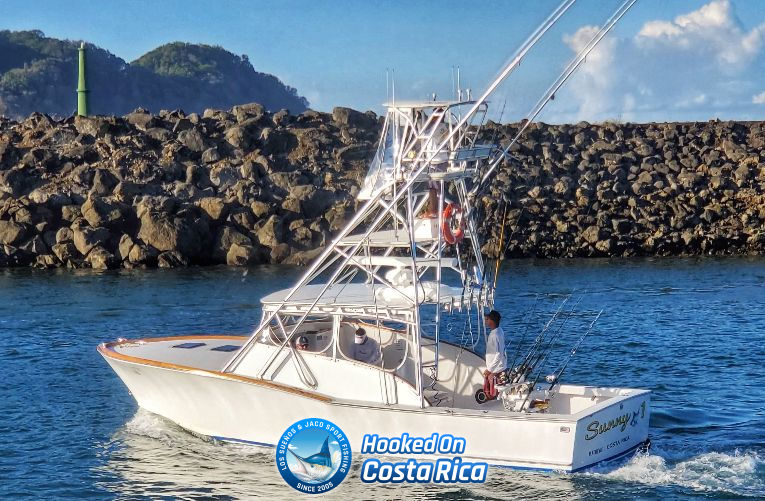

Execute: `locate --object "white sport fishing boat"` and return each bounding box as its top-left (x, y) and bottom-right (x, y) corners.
top-left (100, 0), bottom-right (649, 472)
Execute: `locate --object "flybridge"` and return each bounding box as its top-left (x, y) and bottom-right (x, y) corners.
top-left (357, 98), bottom-right (492, 201)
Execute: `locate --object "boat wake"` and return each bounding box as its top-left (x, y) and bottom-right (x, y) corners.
top-left (121, 409), bottom-right (271, 456)
top-left (121, 408), bottom-right (193, 445)
top-left (586, 449), bottom-right (765, 497)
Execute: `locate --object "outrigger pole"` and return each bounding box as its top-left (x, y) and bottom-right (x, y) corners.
top-left (470, 0), bottom-right (638, 199)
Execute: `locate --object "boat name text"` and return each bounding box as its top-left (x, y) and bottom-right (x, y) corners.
top-left (585, 401), bottom-right (646, 440)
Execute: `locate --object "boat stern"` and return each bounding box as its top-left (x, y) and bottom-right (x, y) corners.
top-left (569, 387), bottom-right (651, 471)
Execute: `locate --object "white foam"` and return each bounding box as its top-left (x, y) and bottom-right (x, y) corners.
top-left (589, 450), bottom-right (764, 496)
top-left (124, 408), bottom-right (194, 444)
top-left (121, 409), bottom-right (272, 459)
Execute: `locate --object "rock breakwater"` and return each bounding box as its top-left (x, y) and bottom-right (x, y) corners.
top-left (0, 105), bottom-right (763, 269)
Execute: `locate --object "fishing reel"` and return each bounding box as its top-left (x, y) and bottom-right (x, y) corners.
top-left (474, 388), bottom-right (490, 404)
top-left (496, 366), bottom-right (530, 386)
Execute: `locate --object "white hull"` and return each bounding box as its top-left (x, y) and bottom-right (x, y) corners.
top-left (100, 337), bottom-right (650, 473)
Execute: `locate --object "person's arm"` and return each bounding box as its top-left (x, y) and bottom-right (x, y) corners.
top-left (370, 340), bottom-right (382, 365)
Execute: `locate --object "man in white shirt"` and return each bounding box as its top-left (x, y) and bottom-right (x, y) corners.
top-left (483, 310), bottom-right (507, 399)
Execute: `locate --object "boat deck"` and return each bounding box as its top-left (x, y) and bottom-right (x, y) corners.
top-left (105, 336), bottom-right (247, 372)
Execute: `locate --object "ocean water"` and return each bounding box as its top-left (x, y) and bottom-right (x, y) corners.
top-left (1, 257), bottom-right (764, 500)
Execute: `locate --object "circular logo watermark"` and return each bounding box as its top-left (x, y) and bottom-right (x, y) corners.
top-left (275, 418), bottom-right (352, 494)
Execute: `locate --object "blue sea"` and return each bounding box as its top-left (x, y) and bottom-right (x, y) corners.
top-left (1, 257), bottom-right (764, 500)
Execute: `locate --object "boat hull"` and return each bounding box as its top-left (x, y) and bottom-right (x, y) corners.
top-left (101, 346), bottom-right (650, 473)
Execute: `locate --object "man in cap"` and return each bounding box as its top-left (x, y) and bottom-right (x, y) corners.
top-left (295, 335), bottom-right (309, 351)
top-left (483, 310), bottom-right (507, 399)
top-left (353, 327), bottom-right (381, 365)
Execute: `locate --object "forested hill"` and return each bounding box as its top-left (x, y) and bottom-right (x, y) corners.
top-left (0, 30), bottom-right (309, 118)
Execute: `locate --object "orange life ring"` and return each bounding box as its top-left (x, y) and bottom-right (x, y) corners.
top-left (442, 203), bottom-right (465, 244)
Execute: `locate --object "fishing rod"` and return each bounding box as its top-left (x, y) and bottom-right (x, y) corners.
top-left (511, 295), bottom-right (570, 383)
top-left (488, 98), bottom-right (508, 146)
top-left (519, 294), bottom-right (572, 367)
top-left (519, 308), bottom-right (601, 412)
top-left (525, 293), bottom-right (584, 374)
top-left (548, 309), bottom-right (604, 392)
top-left (507, 295), bottom-right (539, 373)
top-left (492, 200), bottom-right (509, 291)
top-left (518, 300), bottom-right (585, 409)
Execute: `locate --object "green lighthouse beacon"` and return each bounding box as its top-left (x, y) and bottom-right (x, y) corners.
top-left (77, 42), bottom-right (89, 116)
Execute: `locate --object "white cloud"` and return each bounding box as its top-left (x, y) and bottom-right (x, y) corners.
top-left (548, 0), bottom-right (765, 122)
top-left (561, 25), bottom-right (619, 119)
top-left (636, 0), bottom-right (763, 68)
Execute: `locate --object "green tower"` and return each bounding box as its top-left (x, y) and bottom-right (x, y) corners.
top-left (77, 42), bottom-right (89, 116)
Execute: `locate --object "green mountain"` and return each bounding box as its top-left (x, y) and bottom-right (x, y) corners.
top-left (0, 30), bottom-right (309, 118)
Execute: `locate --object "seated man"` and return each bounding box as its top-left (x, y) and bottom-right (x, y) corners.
top-left (295, 335), bottom-right (309, 351)
top-left (483, 310), bottom-right (507, 400)
top-left (353, 327), bottom-right (381, 365)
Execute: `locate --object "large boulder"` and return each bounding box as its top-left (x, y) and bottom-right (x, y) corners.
top-left (86, 246), bottom-right (117, 270)
top-left (74, 116), bottom-right (110, 137)
top-left (137, 212), bottom-right (202, 258)
top-left (52, 242), bottom-right (79, 264)
top-left (128, 243), bottom-right (159, 267)
top-left (255, 214), bottom-right (284, 247)
top-left (73, 226), bottom-right (111, 255)
top-left (201, 147), bottom-right (221, 164)
top-left (113, 181), bottom-right (145, 203)
top-left (198, 197), bottom-right (230, 221)
top-left (213, 226), bottom-right (252, 261)
top-left (0, 220), bottom-right (27, 245)
top-left (226, 242), bottom-right (260, 266)
top-left (331, 107), bottom-right (377, 129)
top-left (125, 109), bottom-right (157, 130)
top-left (225, 125), bottom-right (251, 150)
top-left (90, 169), bottom-right (119, 196)
top-left (157, 250), bottom-right (189, 268)
top-left (0, 169), bottom-right (38, 197)
top-left (177, 129), bottom-right (206, 152)
top-left (582, 225), bottom-right (603, 245)
top-left (55, 227), bottom-right (74, 244)
top-left (81, 197), bottom-right (127, 229)
top-left (722, 140), bottom-right (746, 162)
top-left (259, 128), bottom-right (296, 155)
top-left (232, 103), bottom-right (265, 123)
top-left (250, 200), bottom-right (271, 218)
top-left (209, 164), bottom-right (240, 192)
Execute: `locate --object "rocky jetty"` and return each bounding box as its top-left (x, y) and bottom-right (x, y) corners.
top-left (0, 105), bottom-right (764, 269)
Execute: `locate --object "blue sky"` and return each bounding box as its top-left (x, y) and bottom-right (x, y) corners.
top-left (3, 0), bottom-right (765, 122)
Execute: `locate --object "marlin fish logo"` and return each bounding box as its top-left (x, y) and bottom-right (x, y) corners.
top-left (288, 436), bottom-right (337, 483)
